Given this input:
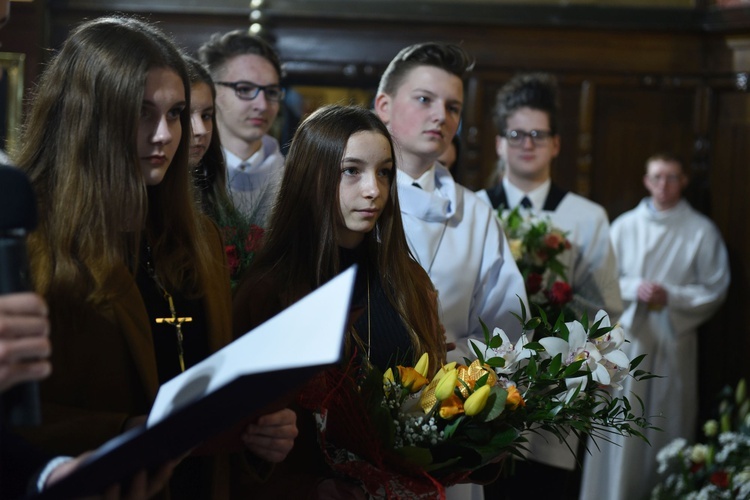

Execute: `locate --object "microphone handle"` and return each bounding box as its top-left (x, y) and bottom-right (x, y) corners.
top-left (0, 236), bottom-right (41, 426)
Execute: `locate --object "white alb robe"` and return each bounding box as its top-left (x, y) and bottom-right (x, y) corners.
top-left (398, 164), bottom-right (528, 364)
top-left (224, 134), bottom-right (284, 227)
top-left (579, 198), bottom-right (729, 500)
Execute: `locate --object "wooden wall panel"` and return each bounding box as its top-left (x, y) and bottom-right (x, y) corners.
top-left (591, 87), bottom-right (696, 219)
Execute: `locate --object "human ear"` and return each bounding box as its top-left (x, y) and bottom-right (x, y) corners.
top-left (495, 135), bottom-right (504, 158)
top-left (374, 93), bottom-right (391, 125)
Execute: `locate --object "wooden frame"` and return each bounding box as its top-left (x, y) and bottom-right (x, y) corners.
top-left (0, 51), bottom-right (25, 155)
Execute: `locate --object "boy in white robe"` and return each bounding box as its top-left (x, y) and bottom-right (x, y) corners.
top-left (579, 153), bottom-right (729, 500)
top-left (477, 72), bottom-right (623, 500)
top-left (375, 43), bottom-right (528, 500)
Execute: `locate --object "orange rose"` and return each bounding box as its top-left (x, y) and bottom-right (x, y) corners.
top-left (506, 385), bottom-right (526, 410)
top-left (398, 366), bottom-right (429, 393)
top-left (439, 393), bottom-right (464, 419)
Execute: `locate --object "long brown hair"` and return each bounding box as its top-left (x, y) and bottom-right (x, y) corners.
top-left (249, 104), bottom-right (445, 370)
top-left (16, 16), bottom-right (218, 303)
top-left (184, 56), bottom-right (234, 222)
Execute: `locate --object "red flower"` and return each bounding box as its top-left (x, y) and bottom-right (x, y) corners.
top-left (526, 273), bottom-right (543, 295)
top-left (710, 470), bottom-right (730, 489)
top-left (244, 224), bottom-right (265, 253)
top-left (545, 281), bottom-right (573, 306)
top-left (544, 233), bottom-right (563, 249)
top-left (225, 245), bottom-right (240, 275)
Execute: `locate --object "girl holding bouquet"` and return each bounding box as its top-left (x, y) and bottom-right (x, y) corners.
top-left (232, 104), bottom-right (447, 497)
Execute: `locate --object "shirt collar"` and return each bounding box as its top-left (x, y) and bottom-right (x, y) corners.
top-left (223, 147), bottom-right (266, 173)
top-left (502, 177), bottom-right (551, 211)
top-left (397, 164), bottom-right (437, 193)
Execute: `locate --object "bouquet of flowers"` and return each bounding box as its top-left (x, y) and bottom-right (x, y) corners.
top-left (221, 222), bottom-right (264, 287)
top-left (499, 206), bottom-right (575, 329)
top-left (302, 305), bottom-right (655, 499)
top-left (652, 379), bottom-right (750, 499)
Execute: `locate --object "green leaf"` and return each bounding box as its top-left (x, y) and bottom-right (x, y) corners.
top-left (486, 356), bottom-right (506, 369)
top-left (475, 372), bottom-right (490, 389)
top-left (549, 352), bottom-right (562, 377)
top-left (630, 354), bottom-right (647, 371)
top-left (394, 446), bottom-right (434, 467)
top-left (443, 415), bottom-right (465, 439)
top-left (489, 333), bottom-right (504, 350)
top-left (473, 386), bottom-right (508, 423)
top-left (470, 340), bottom-right (485, 362)
top-left (562, 359), bottom-right (585, 378)
top-left (524, 317), bottom-right (542, 331)
top-left (526, 357), bottom-right (538, 377)
top-left (479, 317), bottom-right (491, 344)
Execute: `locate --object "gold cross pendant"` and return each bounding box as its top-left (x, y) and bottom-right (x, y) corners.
top-left (155, 294), bottom-right (192, 372)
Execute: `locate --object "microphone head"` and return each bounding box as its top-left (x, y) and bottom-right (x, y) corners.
top-left (0, 164), bottom-right (37, 232)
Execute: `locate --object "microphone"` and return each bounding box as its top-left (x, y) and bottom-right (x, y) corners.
top-left (0, 164), bottom-right (41, 426)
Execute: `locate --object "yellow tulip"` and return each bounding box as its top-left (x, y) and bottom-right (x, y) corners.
top-left (464, 385), bottom-right (492, 416)
top-left (433, 362), bottom-right (457, 382)
top-left (383, 367), bottom-right (394, 385)
top-left (435, 368), bottom-right (459, 401)
top-left (506, 385), bottom-right (525, 410)
top-left (398, 366), bottom-right (429, 393)
top-left (414, 353), bottom-right (430, 378)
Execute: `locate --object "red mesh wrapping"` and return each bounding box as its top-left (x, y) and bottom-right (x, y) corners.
top-left (296, 355), bottom-right (464, 499)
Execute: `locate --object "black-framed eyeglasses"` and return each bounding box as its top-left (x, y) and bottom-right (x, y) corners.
top-left (214, 81), bottom-right (285, 102)
top-left (503, 129), bottom-right (554, 147)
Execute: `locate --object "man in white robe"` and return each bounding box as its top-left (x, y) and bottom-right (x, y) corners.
top-left (199, 31), bottom-right (285, 225)
top-left (579, 152), bottom-right (730, 500)
top-left (375, 42), bottom-right (528, 500)
top-left (477, 72), bottom-right (623, 499)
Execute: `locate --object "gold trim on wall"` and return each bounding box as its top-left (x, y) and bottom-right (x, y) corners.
top-left (0, 52), bottom-right (25, 155)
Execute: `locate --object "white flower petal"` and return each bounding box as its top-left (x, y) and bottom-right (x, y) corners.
top-left (539, 337), bottom-right (569, 359)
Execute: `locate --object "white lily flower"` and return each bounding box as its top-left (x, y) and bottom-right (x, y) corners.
top-left (469, 328), bottom-right (533, 374)
top-left (540, 320), bottom-right (611, 390)
top-left (590, 310), bottom-right (626, 356)
top-left (600, 358), bottom-right (630, 390)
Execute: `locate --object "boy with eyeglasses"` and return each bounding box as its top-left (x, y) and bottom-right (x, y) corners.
top-left (198, 31), bottom-right (285, 223)
top-left (580, 153), bottom-right (729, 500)
top-left (477, 72), bottom-right (623, 500)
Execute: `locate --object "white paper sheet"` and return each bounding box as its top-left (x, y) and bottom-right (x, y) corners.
top-left (147, 266), bottom-right (355, 427)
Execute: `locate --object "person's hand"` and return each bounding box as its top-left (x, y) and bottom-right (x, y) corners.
top-left (0, 292), bottom-right (51, 392)
top-left (637, 281), bottom-right (668, 309)
top-left (45, 451), bottom-right (178, 500)
top-left (241, 408), bottom-right (298, 463)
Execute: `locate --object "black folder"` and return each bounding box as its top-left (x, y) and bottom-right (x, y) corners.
top-left (32, 266), bottom-right (355, 499)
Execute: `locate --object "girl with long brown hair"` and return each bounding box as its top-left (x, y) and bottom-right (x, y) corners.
top-left (232, 104), bottom-right (446, 497)
top-left (14, 15), bottom-right (295, 498)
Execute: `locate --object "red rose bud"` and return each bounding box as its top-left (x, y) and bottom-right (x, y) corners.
top-left (244, 224), bottom-right (265, 252)
top-left (710, 470), bottom-right (729, 489)
top-left (545, 281), bottom-right (573, 306)
top-left (544, 233), bottom-right (562, 249)
top-left (225, 245), bottom-right (240, 274)
top-left (526, 273), bottom-right (543, 295)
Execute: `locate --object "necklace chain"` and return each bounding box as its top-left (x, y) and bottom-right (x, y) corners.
top-left (366, 266), bottom-right (371, 360)
top-left (144, 243), bottom-right (191, 373)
